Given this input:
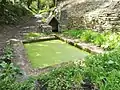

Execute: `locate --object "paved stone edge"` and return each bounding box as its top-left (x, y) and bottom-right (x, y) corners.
top-left (22, 36), bottom-right (58, 43)
top-left (54, 34), bottom-right (104, 54)
top-left (8, 35), bottom-right (104, 77)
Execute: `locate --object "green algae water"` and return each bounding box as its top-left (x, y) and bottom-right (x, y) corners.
top-left (24, 40), bottom-right (89, 68)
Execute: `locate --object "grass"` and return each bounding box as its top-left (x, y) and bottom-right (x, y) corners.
top-left (63, 30), bottom-right (120, 50)
top-left (24, 40), bottom-right (89, 68)
top-left (37, 47), bottom-right (120, 90)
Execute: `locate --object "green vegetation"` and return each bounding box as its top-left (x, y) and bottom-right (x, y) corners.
top-left (28, 0), bottom-right (55, 14)
top-left (0, 44), bottom-right (13, 63)
top-left (24, 32), bottom-right (41, 40)
top-left (0, 61), bottom-right (35, 90)
top-left (24, 40), bottom-right (89, 68)
top-left (63, 30), bottom-right (120, 50)
top-left (1, 35), bottom-right (120, 89)
top-left (4, 0), bottom-right (120, 89)
top-left (37, 48), bottom-right (120, 90)
top-left (0, 0), bottom-right (55, 24)
top-left (0, 44), bottom-right (35, 90)
top-left (38, 63), bottom-right (83, 90)
top-left (84, 48), bottom-right (120, 90)
top-left (0, 0), bottom-right (32, 24)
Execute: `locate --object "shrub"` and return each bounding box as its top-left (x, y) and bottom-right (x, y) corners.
top-left (0, 44), bottom-right (13, 63)
top-left (0, 61), bottom-right (35, 90)
top-left (0, 44), bottom-right (35, 90)
top-left (14, 77), bottom-right (35, 90)
top-left (100, 70), bottom-right (120, 90)
top-left (63, 30), bottom-right (120, 50)
top-left (84, 48), bottom-right (120, 89)
top-left (38, 63), bottom-right (83, 90)
top-left (0, 62), bottom-right (20, 90)
top-left (0, 3), bottom-right (31, 24)
top-left (63, 30), bottom-right (84, 38)
top-left (80, 30), bottom-right (96, 43)
top-left (101, 32), bottom-right (120, 50)
top-left (37, 47), bottom-right (120, 90)
top-left (92, 33), bottom-right (105, 46)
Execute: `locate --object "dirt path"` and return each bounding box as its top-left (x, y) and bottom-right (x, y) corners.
top-left (0, 17), bottom-right (40, 55)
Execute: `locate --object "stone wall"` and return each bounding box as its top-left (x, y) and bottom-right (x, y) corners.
top-left (57, 0), bottom-right (120, 31)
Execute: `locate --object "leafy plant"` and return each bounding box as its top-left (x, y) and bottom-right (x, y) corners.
top-left (38, 63), bottom-right (83, 90)
top-left (0, 61), bottom-right (35, 90)
top-left (101, 32), bottom-right (120, 50)
top-left (63, 30), bottom-right (84, 38)
top-left (100, 70), bottom-right (120, 90)
top-left (34, 47), bottom-right (120, 90)
top-left (15, 77), bottom-right (35, 90)
top-left (80, 30), bottom-right (95, 42)
top-left (0, 44), bottom-right (13, 63)
top-left (0, 61), bottom-right (21, 90)
top-left (84, 48), bottom-right (120, 89)
top-left (92, 33), bottom-right (105, 46)
top-left (63, 29), bottom-right (120, 50)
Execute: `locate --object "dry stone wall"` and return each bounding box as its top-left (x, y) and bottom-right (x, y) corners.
top-left (57, 0), bottom-right (120, 31)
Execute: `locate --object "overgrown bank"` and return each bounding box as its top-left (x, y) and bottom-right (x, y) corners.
top-left (1, 41), bottom-right (120, 90)
top-left (37, 48), bottom-right (120, 90)
top-left (63, 30), bottom-right (120, 50)
top-left (0, 44), bottom-right (35, 90)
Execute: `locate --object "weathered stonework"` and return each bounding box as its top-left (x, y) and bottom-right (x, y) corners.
top-left (54, 34), bottom-right (104, 54)
top-left (57, 0), bottom-right (120, 31)
top-left (23, 36), bottom-right (57, 43)
top-left (9, 35), bottom-right (104, 76)
top-left (9, 39), bottom-right (31, 76)
top-left (9, 36), bottom-right (59, 76)
top-left (39, 24), bottom-right (52, 33)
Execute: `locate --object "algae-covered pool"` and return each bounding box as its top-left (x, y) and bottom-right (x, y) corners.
top-left (24, 40), bottom-right (89, 68)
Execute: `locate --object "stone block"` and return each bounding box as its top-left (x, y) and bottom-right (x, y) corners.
top-left (41, 25), bottom-right (52, 33)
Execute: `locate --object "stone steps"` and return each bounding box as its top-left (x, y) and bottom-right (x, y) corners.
top-left (114, 25), bottom-right (120, 28)
top-left (98, 13), bottom-right (118, 17)
top-left (90, 9), bottom-right (120, 30)
top-left (110, 21), bottom-right (120, 25)
top-left (84, 0), bottom-right (120, 30)
top-left (98, 16), bottom-right (119, 21)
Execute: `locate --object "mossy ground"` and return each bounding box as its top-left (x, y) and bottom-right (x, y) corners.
top-left (24, 40), bottom-right (89, 68)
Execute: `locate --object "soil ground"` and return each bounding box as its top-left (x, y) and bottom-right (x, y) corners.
top-left (0, 16), bottom-right (39, 55)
